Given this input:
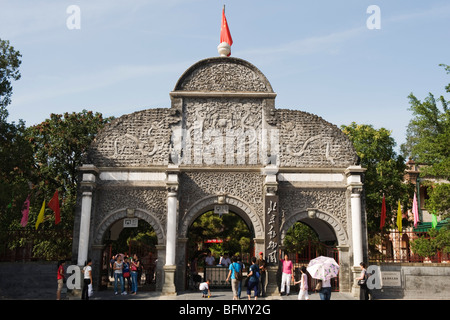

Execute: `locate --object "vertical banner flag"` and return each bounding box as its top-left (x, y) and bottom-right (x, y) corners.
top-left (431, 210), bottom-right (438, 229)
top-left (48, 190), bottom-right (61, 225)
top-left (20, 194), bottom-right (31, 227)
top-left (220, 6), bottom-right (233, 55)
top-left (412, 192), bottom-right (419, 228)
top-left (35, 200), bottom-right (46, 230)
top-left (380, 194), bottom-right (386, 230)
top-left (396, 200), bottom-right (402, 233)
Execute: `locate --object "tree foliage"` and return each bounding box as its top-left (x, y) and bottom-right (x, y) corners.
top-left (0, 38), bottom-right (21, 114)
top-left (284, 222), bottom-right (319, 253)
top-left (188, 211), bottom-right (252, 259)
top-left (341, 123), bottom-right (414, 234)
top-left (401, 64), bottom-right (450, 218)
top-left (1, 111), bottom-right (111, 260)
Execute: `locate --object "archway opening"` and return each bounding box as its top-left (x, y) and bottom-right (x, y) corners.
top-left (186, 210), bottom-right (254, 290)
top-left (101, 218), bottom-right (158, 292)
top-left (284, 221), bottom-right (340, 292)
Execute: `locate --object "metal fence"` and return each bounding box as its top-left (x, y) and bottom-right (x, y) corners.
top-left (369, 230), bottom-right (450, 263)
top-left (0, 229), bottom-right (72, 262)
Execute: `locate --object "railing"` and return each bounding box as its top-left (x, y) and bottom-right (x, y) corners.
top-left (285, 241), bottom-right (340, 292)
top-left (369, 230), bottom-right (450, 264)
top-left (0, 229), bottom-right (72, 262)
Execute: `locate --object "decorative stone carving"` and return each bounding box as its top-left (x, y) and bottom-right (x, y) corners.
top-left (179, 171), bottom-right (264, 223)
top-left (175, 57), bottom-right (273, 93)
top-left (277, 110), bottom-right (358, 168)
top-left (87, 108), bottom-right (181, 167)
top-left (279, 187), bottom-right (348, 231)
top-left (94, 187), bottom-right (167, 237)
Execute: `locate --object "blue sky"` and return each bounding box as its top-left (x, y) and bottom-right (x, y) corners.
top-left (1, 0), bottom-right (449, 152)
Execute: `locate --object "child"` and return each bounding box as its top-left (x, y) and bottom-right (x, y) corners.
top-left (294, 266), bottom-right (310, 300)
top-left (199, 279), bottom-right (211, 298)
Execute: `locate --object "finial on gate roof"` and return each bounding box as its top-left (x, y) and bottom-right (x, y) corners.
top-left (218, 5), bottom-right (233, 57)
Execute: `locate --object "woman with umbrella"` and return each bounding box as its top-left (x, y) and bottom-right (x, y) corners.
top-left (306, 256), bottom-right (339, 300)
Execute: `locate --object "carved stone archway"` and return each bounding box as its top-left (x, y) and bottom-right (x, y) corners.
top-left (93, 207), bottom-right (166, 246)
top-left (280, 210), bottom-right (348, 246)
top-left (179, 195), bottom-right (264, 240)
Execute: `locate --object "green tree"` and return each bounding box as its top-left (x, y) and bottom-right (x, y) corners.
top-left (401, 64), bottom-right (450, 218)
top-left (0, 38), bottom-right (21, 115)
top-left (284, 222), bottom-right (319, 253)
top-left (341, 123), bottom-right (414, 234)
top-left (1, 111), bottom-right (111, 260)
top-left (188, 211), bottom-right (252, 259)
top-left (23, 111), bottom-right (111, 259)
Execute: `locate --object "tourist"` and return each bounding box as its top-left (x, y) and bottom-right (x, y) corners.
top-left (199, 279), bottom-right (211, 298)
top-left (319, 278), bottom-right (332, 300)
top-left (123, 256), bottom-right (131, 293)
top-left (56, 260), bottom-right (65, 300)
top-left (114, 254), bottom-right (126, 295)
top-left (205, 251), bottom-right (215, 266)
top-left (279, 249), bottom-right (293, 296)
top-left (220, 253), bottom-right (231, 267)
top-left (247, 257), bottom-right (259, 300)
top-left (109, 254), bottom-right (116, 281)
top-left (356, 262), bottom-right (369, 300)
top-left (226, 256), bottom-right (242, 300)
top-left (82, 259), bottom-right (92, 300)
top-left (294, 266), bottom-right (309, 300)
top-left (256, 251), bottom-right (267, 297)
top-left (130, 254), bottom-right (140, 295)
top-left (237, 256), bottom-right (245, 298)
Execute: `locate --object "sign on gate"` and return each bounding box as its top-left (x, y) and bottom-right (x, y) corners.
top-left (123, 218), bottom-right (138, 228)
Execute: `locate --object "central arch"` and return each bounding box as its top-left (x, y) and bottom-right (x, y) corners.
top-left (179, 195), bottom-right (264, 239)
top-left (281, 210), bottom-right (348, 246)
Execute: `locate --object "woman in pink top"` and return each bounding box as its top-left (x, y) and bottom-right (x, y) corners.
top-left (279, 249), bottom-right (293, 296)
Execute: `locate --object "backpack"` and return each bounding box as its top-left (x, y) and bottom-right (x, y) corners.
top-left (232, 263), bottom-right (242, 281)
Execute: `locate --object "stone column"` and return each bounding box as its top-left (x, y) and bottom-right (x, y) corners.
top-left (162, 167), bottom-right (179, 295)
top-left (77, 165), bottom-right (98, 266)
top-left (345, 166), bottom-right (365, 267)
top-left (262, 164), bottom-right (280, 296)
top-left (345, 165), bottom-right (366, 297)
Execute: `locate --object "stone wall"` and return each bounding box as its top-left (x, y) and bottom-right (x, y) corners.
top-left (369, 263), bottom-right (450, 299)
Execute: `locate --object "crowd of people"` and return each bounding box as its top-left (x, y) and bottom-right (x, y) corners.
top-left (108, 252), bottom-right (157, 296)
top-left (56, 250), bottom-right (368, 300)
top-left (193, 251), bottom-right (269, 300)
top-left (193, 250), bottom-right (356, 301)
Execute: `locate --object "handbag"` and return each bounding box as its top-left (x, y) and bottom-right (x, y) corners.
top-left (358, 279), bottom-right (366, 286)
top-left (315, 281), bottom-right (322, 291)
top-left (123, 272), bottom-right (130, 277)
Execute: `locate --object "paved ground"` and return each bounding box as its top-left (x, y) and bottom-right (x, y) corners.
top-left (66, 287), bottom-right (357, 300)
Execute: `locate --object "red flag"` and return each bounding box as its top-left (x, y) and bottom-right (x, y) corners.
top-left (20, 194), bottom-right (31, 227)
top-left (48, 190), bottom-right (61, 225)
top-left (220, 6), bottom-right (233, 55)
top-left (379, 194), bottom-right (386, 230)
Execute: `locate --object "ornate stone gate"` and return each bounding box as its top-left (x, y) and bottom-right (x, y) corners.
top-left (72, 56), bottom-right (368, 295)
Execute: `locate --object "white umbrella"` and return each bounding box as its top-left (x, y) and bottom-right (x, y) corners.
top-left (306, 256), bottom-right (340, 280)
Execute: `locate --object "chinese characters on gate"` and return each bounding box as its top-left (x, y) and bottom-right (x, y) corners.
top-left (265, 198), bottom-right (279, 264)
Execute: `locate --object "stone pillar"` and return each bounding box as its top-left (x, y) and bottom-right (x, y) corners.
top-left (262, 164), bottom-right (280, 296)
top-left (77, 165), bottom-right (98, 266)
top-left (345, 165), bottom-right (366, 297)
top-left (345, 166), bottom-right (365, 267)
top-left (162, 166), bottom-right (179, 295)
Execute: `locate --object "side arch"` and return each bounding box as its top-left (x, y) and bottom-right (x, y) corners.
top-left (179, 195), bottom-right (264, 239)
top-left (92, 208), bottom-right (166, 246)
top-left (281, 210), bottom-right (348, 246)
